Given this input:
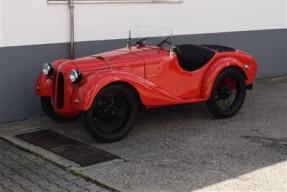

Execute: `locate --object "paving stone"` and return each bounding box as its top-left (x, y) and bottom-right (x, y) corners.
top-left (62, 173), bottom-right (81, 182)
top-left (7, 185), bottom-right (28, 192)
top-left (26, 174), bottom-right (47, 182)
top-left (77, 190), bottom-right (90, 192)
top-left (44, 185), bottom-right (68, 192)
top-left (15, 168), bottom-right (35, 177)
top-left (17, 179), bottom-right (34, 187)
top-left (1, 168), bottom-right (18, 177)
top-left (72, 179), bottom-right (91, 187)
top-left (23, 185), bottom-right (44, 191)
top-left (0, 139), bottom-right (112, 192)
top-left (53, 178), bottom-right (72, 187)
top-left (35, 168), bottom-right (53, 176)
top-left (51, 169), bottom-right (69, 176)
top-left (41, 164), bottom-right (58, 171)
top-left (0, 186), bottom-right (9, 192)
top-left (1, 178), bottom-right (18, 187)
top-left (83, 184), bottom-right (107, 192)
top-left (0, 174), bottom-right (7, 181)
top-left (37, 180), bottom-right (54, 188)
top-left (44, 173), bottom-right (62, 182)
top-left (62, 184), bottom-right (82, 191)
top-left (9, 174), bottom-right (26, 183)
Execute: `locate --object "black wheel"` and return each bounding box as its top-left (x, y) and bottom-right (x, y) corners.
top-left (207, 67), bottom-right (246, 119)
top-left (83, 84), bottom-right (138, 143)
top-left (40, 97), bottom-right (77, 123)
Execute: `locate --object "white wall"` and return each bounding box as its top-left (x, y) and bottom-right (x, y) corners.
top-left (285, 0), bottom-right (287, 28)
top-left (0, 0), bottom-right (3, 46)
top-left (1, 0), bottom-right (286, 47)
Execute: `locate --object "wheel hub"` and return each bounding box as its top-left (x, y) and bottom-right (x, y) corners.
top-left (104, 105), bottom-right (117, 115)
top-left (218, 86), bottom-right (231, 100)
top-left (93, 93), bottom-right (130, 134)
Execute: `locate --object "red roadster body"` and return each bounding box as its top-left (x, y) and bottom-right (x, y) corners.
top-left (35, 41), bottom-right (257, 142)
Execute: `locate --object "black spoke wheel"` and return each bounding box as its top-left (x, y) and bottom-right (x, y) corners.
top-left (84, 84), bottom-right (138, 143)
top-left (207, 67), bottom-right (246, 119)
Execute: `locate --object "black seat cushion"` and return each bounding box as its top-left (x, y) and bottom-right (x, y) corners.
top-left (174, 45), bottom-right (215, 71)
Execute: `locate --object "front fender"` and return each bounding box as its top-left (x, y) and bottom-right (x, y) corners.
top-left (35, 73), bottom-right (53, 97)
top-left (201, 57), bottom-right (248, 99)
top-left (35, 59), bottom-right (71, 97)
top-left (73, 70), bottom-right (186, 111)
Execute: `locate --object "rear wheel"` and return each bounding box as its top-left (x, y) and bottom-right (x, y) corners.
top-left (40, 97), bottom-right (77, 123)
top-left (83, 85), bottom-right (138, 143)
top-left (207, 68), bottom-right (246, 119)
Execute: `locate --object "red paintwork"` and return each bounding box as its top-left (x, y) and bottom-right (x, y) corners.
top-left (35, 45), bottom-right (257, 118)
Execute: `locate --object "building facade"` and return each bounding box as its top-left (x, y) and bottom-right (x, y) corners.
top-left (0, 0), bottom-right (286, 123)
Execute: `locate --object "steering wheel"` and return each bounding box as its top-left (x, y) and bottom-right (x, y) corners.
top-left (158, 36), bottom-right (172, 48)
top-left (136, 38), bottom-right (148, 46)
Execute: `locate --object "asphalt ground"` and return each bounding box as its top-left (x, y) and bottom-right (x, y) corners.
top-left (1, 77), bottom-right (286, 192)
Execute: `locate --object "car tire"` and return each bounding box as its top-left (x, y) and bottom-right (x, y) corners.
top-left (207, 67), bottom-right (246, 119)
top-left (83, 84), bottom-right (138, 143)
top-left (40, 97), bottom-right (77, 123)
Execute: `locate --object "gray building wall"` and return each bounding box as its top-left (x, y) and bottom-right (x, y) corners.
top-left (0, 29), bottom-right (286, 123)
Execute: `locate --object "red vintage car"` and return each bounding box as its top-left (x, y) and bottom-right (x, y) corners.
top-left (35, 33), bottom-right (257, 142)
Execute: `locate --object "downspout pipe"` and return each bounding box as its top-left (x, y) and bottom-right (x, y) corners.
top-left (69, 0), bottom-right (75, 59)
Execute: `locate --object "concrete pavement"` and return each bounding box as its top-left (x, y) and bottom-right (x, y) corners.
top-left (1, 77), bottom-right (286, 192)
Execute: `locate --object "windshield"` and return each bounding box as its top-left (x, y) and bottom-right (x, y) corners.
top-left (128, 25), bottom-right (173, 48)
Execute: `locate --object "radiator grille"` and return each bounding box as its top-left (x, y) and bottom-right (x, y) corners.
top-left (56, 72), bottom-right (65, 109)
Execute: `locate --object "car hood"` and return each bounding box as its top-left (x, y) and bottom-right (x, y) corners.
top-left (71, 46), bottom-right (165, 72)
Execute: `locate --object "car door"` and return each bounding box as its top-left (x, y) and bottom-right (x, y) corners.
top-left (143, 49), bottom-right (208, 99)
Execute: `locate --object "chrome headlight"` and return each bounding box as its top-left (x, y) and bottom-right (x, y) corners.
top-left (42, 63), bottom-right (52, 76)
top-left (69, 69), bottom-right (80, 82)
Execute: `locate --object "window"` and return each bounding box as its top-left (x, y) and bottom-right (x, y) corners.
top-left (48, 0), bottom-right (183, 4)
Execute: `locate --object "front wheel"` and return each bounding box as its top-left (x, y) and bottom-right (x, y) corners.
top-left (83, 84), bottom-right (138, 143)
top-left (207, 67), bottom-right (246, 119)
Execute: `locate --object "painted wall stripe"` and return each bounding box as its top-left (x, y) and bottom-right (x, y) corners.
top-left (0, 29), bottom-right (286, 123)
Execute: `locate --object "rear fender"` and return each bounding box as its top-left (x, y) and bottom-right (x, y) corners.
top-left (201, 57), bottom-right (248, 99)
top-left (73, 70), bottom-right (185, 111)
